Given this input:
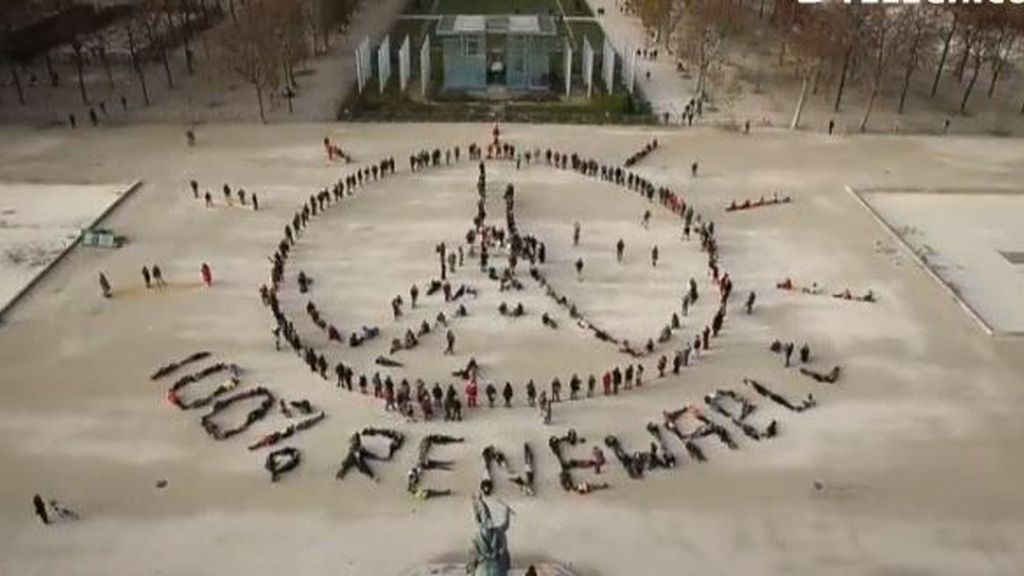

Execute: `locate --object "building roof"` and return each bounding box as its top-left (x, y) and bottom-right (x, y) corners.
top-left (436, 14), bottom-right (557, 37)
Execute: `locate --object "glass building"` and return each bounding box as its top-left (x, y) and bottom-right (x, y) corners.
top-left (435, 14), bottom-right (557, 91)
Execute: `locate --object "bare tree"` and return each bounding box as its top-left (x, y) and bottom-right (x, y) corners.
top-left (854, 8), bottom-right (903, 132)
top-left (676, 0), bottom-right (745, 102)
top-left (70, 36), bottom-right (88, 103)
top-left (895, 6), bottom-right (935, 114)
top-left (0, 0), bottom-right (33, 105)
top-left (773, 0), bottom-right (827, 130)
top-left (985, 10), bottom-right (1022, 98)
top-left (124, 11), bottom-right (151, 105)
top-left (90, 30), bottom-right (115, 90)
top-left (142, 0), bottom-right (174, 88)
top-left (929, 8), bottom-right (958, 99)
top-left (212, 0), bottom-right (283, 122)
top-left (821, 4), bottom-right (867, 113)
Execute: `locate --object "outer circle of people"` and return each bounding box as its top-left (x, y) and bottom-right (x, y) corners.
top-left (258, 132), bottom-right (739, 424)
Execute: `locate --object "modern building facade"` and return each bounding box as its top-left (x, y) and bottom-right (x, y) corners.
top-left (435, 14), bottom-right (557, 91)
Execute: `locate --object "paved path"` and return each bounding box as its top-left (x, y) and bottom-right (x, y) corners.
top-left (586, 0), bottom-right (695, 121)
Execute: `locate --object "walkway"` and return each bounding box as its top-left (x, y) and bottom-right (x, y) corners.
top-left (586, 0), bottom-right (695, 120)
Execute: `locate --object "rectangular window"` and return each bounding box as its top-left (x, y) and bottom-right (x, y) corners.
top-left (465, 38), bottom-right (481, 57)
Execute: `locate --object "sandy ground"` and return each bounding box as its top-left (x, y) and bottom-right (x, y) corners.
top-left (1, 124), bottom-right (1024, 576)
top-left (0, 183), bottom-right (128, 311)
top-left (862, 190), bottom-right (1024, 335)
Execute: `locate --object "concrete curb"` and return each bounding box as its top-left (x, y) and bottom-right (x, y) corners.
top-left (0, 179), bottom-right (144, 324)
top-left (844, 185), bottom-right (1011, 338)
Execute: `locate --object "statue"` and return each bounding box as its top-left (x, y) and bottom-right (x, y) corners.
top-left (467, 493), bottom-right (512, 576)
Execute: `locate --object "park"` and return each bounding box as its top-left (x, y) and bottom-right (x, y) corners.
top-left (3, 1), bottom-right (1024, 575)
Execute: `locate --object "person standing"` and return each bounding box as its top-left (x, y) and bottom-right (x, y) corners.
top-left (152, 265), bottom-right (166, 287)
top-left (784, 342), bottom-right (795, 367)
top-left (99, 272), bottom-right (112, 298)
top-left (32, 495), bottom-right (49, 525)
top-left (200, 263), bottom-right (212, 287)
top-left (575, 258), bottom-right (584, 281)
top-left (141, 266), bottom-right (151, 288)
top-left (745, 291), bottom-right (756, 314)
top-left (466, 379), bottom-right (478, 408)
top-left (252, 193), bottom-right (259, 211)
top-left (651, 245), bottom-right (659, 268)
top-left (616, 239), bottom-right (625, 263)
top-left (445, 329), bottom-right (455, 355)
top-left (573, 221), bottom-right (581, 246)
top-left (502, 382), bottom-right (514, 407)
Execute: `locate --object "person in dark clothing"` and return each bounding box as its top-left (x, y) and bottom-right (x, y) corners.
top-left (32, 494), bottom-right (49, 524)
top-left (99, 272), bottom-right (112, 298)
top-left (784, 342), bottom-right (795, 367)
top-left (616, 239), bottom-right (625, 263)
top-left (746, 290), bottom-right (756, 314)
top-left (502, 382), bottom-right (514, 407)
top-left (799, 343), bottom-right (811, 364)
top-left (445, 330), bottom-right (455, 355)
top-left (142, 266), bottom-right (151, 288)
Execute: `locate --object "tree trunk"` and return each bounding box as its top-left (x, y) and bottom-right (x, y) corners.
top-left (758, 0), bottom-right (766, 20)
top-left (145, 20), bottom-right (174, 88)
top-left (73, 44), bottom-right (88, 104)
top-left (180, 0), bottom-right (194, 74)
top-left (790, 74), bottom-right (808, 130)
top-left (988, 36), bottom-right (1014, 99)
top-left (860, 86), bottom-right (877, 132)
top-left (898, 58), bottom-right (915, 114)
top-left (254, 82), bottom-right (266, 122)
top-left (44, 50), bottom-right (57, 86)
top-left (99, 45), bottom-right (114, 89)
top-left (126, 25), bottom-right (150, 105)
top-left (954, 32), bottom-right (973, 83)
top-left (930, 18), bottom-right (956, 99)
top-left (9, 60), bottom-right (25, 104)
top-left (960, 51), bottom-right (981, 114)
top-left (833, 48), bottom-right (850, 112)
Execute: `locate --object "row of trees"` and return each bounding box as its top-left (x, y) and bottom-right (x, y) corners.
top-left (630, 0), bottom-right (1024, 131)
top-left (0, 0), bottom-right (361, 121)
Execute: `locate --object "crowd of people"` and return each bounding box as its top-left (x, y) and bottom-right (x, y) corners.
top-left (407, 433), bottom-right (463, 499)
top-left (336, 427), bottom-right (405, 482)
top-left (250, 130), bottom-right (751, 429)
top-left (623, 139), bottom-right (659, 168)
top-left (726, 192), bottom-right (793, 212)
top-left (777, 278), bottom-right (877, 303)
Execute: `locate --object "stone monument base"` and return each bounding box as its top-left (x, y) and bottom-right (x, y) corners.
top-left (401, 563), bottom-right (578, 576)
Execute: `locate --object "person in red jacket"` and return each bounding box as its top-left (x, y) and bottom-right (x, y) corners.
top-left (602, 371), bottom-right (612, 396)
top-left (465, 379), bottom-right (478, 408)
top-left (200, 262), bottom-right (212, 287)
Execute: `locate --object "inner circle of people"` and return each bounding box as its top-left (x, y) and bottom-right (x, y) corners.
top-left (257, 125), bottom-right (738, 426)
